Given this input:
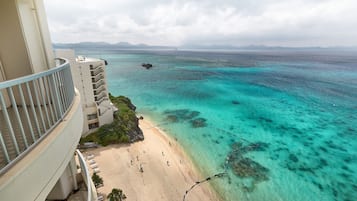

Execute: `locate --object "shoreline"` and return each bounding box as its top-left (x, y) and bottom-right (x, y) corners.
top-left (83, 117), bottom-right (222, 201)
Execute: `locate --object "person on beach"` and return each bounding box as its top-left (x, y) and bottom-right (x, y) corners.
top-left (167, 161), bottom-right (170, 166)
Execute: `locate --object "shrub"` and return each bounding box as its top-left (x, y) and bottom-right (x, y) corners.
top-left (107, 188), bottom-right (127, 201)
top-left (91, 173), bottom-right (103, 188)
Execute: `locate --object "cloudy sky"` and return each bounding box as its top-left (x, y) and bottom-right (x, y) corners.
top-left (44, 0), bottom-right (357, 47)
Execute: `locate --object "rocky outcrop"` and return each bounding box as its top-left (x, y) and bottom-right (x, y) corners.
top-left (127, 117), bottom-right (144, 142)
top-left (142, 63), bottom-right (153, 69)
top-left (111, 95), bottom-right (144, 143)
top-left (80, 95), bottom-right (144, 146)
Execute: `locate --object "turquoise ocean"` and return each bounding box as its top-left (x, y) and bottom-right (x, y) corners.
top-left (76, 49), bottom-right (357, 201)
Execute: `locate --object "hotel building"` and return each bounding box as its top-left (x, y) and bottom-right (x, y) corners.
top-left (55, 50), bottom-right (116, 135)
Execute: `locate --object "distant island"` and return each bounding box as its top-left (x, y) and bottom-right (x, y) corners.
top-left (53, 41), bottom-right (357, 52)
top-left (53, 41), bottom-right (176, 50)
top-left (141, 63), bottom-right (153, 69)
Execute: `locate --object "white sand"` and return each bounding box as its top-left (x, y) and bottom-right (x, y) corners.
top-left (83, 118), bottom-right (221, 201)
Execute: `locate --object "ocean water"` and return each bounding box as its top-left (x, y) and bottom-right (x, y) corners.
top-left (77, 49), bottom-right (357, 201)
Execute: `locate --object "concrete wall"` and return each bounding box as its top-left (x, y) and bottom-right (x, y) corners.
top-left (46, 164), bottom-right (74, 200)
top-left (0, 0), bottom-right (32, 80)
top-left (98, 100), bottom-right (114, 125)
top-left (17, 0), bottom-right (48, 73)
top-left (0, 0), bottom-right (54, 81)
top-left (78, 62), bottom-right (96, 108)
top-left (33, 0), bottom-right (55, 68)
top-left (84, 106), bottom-right (99, 133)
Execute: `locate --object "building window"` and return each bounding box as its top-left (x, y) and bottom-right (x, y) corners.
top-left (88, 122), bottom-right (99, 130)
top-left (87, 114), bottom-right (98, 120)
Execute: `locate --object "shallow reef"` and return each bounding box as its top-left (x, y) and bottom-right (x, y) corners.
top-left (230, 157), bottom-right (269, 182)
top-left (190, 118), bottom-right (207, 128)
top-left (225, 141), bottom-right (270, 191)
top-left (163, 109), bottom-right (207, 128)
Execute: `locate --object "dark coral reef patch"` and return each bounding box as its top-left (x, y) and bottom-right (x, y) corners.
top-left (190, 118), bottom-right (207, 128)
top-left (163, 109), bottom-right (207, 128)
top-left (225, 141), bottom-right (270, 191)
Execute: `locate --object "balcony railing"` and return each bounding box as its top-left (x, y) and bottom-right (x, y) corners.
top-left (94, 92), bottom-right (107, 103)
top-left (92, 80), bottom-right (105, 89)
top-left (90, 68), bottom-right (104, 77)
top-left (0, 58), bottom-right (75, 174)
top-left (93, 87), bottom-right (106, 96)
top-left (89, 64), bottom-right (103, 71)
top-left (91, 74), bottom-right (104, 83)
top-left (76, 150), bottom-right (97, 201)
top-left (96, 97), bottom-right (109, 106)
top-left (93, 84), bottom-right (105, 92)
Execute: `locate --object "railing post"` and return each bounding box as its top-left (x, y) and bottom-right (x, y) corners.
top-left (0, 92), bottom-right (20, 155)
top-left (26, 82), bottom-right (42, 137)
top-left (7, 87), bottom-right (28, 148)
top-left (51, 74), bottom-right (64, 118)
top-left (38, 77), bottom-right (52, 127)
top-left (18, 84), bottom-right (36, 142)
top-left (33, 80), bottom-right (47, 132)
top-left (56, 71), bottom-right (66, 110)
top-left (44, 76), bottom-right (56, 124)
top-left (49, 74), bottom-right (60, 120)
top-left (64, 65), bottom-right (75, 101)
top-left (0, 131), bottom-right (10, 163)
top-left (59, 70), bottom-right (69, 109)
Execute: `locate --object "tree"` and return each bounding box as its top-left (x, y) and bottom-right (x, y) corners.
top-left (107, 188), bottom-right (127, 201)
top-left (91, 173), bottom-right (103, 188)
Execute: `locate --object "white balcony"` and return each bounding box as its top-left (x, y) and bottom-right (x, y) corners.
top-left (90, 68), bottom-right (104, 77)
top-left (92, 80), bottom-right (105, 89)
top-left (91, 74), bottom-right (105, 83)
top-left (0, 59), bottom-right (95, 201)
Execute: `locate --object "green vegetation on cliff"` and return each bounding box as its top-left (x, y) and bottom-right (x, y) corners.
top-left (80, 94), bottom-right (143, 146)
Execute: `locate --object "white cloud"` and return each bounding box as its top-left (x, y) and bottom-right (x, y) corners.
top-left (43, 0), bottom-right (357, 47)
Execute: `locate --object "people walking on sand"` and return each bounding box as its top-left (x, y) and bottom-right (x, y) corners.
top-left (139, 163), bottom-right (144, 173)
top-left (167, 161), bottom-right (170, 166)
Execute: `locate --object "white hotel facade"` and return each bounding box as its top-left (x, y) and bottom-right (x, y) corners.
top-left (0, 0), bottom-right (114, 200)
top-left (55, 50), bottom-right (116, 135)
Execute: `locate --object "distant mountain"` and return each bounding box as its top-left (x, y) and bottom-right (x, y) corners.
top-left (179, 44), bottom-right (357, 52)
top-left (114, 42), bottom-right (132, 47)
top-left (53, 41), bottom-right (175, 50)
top-left (53, 42), bottom-right (357, 52)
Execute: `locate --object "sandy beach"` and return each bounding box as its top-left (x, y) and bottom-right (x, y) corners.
top-left (82, 118), bottom-right (221, 201)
